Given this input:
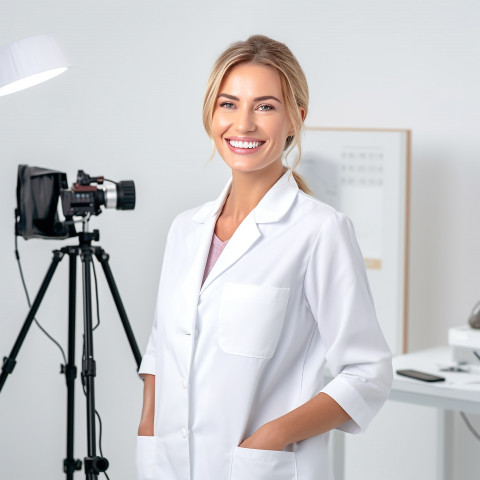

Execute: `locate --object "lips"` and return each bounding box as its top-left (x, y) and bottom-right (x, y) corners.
top-left (225, 137), bottom-right (265, 154)
top-left (228, 139), bottom-right (262, 149)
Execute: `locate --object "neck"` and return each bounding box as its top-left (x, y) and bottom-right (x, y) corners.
top-left (225, 163), bottom-right (286, 223)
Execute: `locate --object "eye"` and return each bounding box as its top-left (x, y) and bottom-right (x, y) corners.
top-left (219, 101), bottom-right (236, 109)
top-left (257, 104), bottom-right (275, 111)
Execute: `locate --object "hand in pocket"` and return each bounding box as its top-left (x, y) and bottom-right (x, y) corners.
top-left (136, 436), bottom-right (155, 480)
top-left (239, 422), bottom-right (285, 451)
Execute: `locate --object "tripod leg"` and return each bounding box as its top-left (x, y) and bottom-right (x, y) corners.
top-left (94, 248), bottom-right (142, 368)
top-left (63, 249), bottom-right (82, 479)
top-left (81, 247), bottom-right (109, 480)
top-left (0, 250), bottom-right (64, 392)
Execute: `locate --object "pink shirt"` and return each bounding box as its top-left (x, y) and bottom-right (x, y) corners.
top-left (202, 233), bottom-right (228, 284)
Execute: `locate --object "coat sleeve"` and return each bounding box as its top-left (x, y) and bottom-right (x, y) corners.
top-left (138, 219), bottom-right (177, 376)
top-left (304, 211), bottom-right (393, 434)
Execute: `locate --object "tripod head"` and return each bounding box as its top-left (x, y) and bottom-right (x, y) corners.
top-left (78, 230), bottom-right (100, 246)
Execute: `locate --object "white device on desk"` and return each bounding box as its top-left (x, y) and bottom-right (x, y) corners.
top-left (448, 326), bottom-right (480, 364)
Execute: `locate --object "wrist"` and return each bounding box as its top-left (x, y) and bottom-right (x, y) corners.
top-left (262, 420), bottom-right (289, 450)
top-left (138, 418), bottom-right (154, 436)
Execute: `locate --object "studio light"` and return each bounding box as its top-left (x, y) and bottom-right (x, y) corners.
top-left (0, 33), bottom-right (70, 97)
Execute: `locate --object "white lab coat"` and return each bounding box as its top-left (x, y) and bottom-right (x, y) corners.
top-left (137, 170), bottom-right (393, 480)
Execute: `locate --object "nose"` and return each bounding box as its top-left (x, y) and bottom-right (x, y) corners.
top-left (235, 106), bottom-right (256, 133)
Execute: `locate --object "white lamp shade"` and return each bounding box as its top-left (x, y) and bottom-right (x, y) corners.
top-left (0, 33), bottom-right (70, 96)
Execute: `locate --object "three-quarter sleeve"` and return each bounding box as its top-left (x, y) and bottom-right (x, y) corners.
top-left (138, 322), bottom-right (157, 375)
top-left (304, 211), bottom-right (393, 434)
top-left (138, 221), bottom-right (176, 377)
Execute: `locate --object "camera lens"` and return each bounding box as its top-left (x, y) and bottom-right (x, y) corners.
top-left (116, 180), bottom-right (135, 210)
top-left (102, 181), bottom-right (135, 210)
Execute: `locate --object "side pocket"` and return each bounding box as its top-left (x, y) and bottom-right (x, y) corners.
top-left (230, 446), bottom-right (297, 480)
top-left (135, 436), bottom-right (156, 480)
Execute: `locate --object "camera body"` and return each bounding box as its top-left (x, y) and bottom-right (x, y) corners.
top-left (61, 170), bottom-right (135, 217)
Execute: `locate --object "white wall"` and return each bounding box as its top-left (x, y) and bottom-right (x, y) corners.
top-left (0, 1), bottom-right (479, 479)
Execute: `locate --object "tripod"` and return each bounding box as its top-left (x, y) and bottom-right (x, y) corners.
top-left (0, 228), bottom-right (142, 480)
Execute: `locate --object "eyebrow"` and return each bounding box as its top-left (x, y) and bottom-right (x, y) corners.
top-left (217, 93), bottom-right (282, 103)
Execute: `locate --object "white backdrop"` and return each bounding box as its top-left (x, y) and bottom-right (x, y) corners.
top-left (1, 1), bottom-right (479, 479)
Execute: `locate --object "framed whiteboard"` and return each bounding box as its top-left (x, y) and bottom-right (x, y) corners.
top-left (298, 127), bottom-right (411, 354)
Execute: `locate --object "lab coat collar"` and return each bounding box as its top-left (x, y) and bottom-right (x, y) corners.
top-left (191, 169), bottom-right (299, 225)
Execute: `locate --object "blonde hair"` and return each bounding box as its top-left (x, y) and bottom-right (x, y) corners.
top-left (202, 34), bottom-right (311, 194)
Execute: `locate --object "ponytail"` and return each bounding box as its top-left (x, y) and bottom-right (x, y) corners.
top-left (291, 169), bottom-right (312, 196)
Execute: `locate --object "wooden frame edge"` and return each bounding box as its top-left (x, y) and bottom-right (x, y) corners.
top-left (304, 126), bottom-right (411, 354)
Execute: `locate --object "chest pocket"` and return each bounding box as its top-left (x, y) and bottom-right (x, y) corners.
top-left (218, 283), bottom-right (290, 359)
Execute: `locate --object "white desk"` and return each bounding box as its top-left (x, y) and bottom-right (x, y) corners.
top-left (332, 346), bottom-right (480, 480)
top-left (391, 346), bottom-right (480, 413)
top-left (391, 346), bottom-right (480, 480)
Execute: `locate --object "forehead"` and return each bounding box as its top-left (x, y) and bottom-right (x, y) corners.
top-left (219, 63), bottom-right (283, 98)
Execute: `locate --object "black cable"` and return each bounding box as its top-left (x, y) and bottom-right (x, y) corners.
top-left (460, 412), bottom-right (480, 442)
top-left (81, 260), bottom-right (110, 479)
top-left (96, 409), bottom-right (110, 480)
top-left (91, 260), bottom-right (101, 331)
top-left (80, 365), bottom-right (110, 479)
top-left (14, 235), bottom-right (67, 365)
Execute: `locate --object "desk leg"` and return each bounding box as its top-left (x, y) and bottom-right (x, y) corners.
top-left (330, 429), bottom-right (345, 480)
top-left (437, 410), bottom-right (454, 480)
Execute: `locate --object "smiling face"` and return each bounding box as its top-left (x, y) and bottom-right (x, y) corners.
top-left (211, 62), bottom-right (293, 177)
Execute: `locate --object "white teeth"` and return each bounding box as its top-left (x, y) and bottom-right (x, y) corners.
top-left (229, 140), bottom-right (261, 149)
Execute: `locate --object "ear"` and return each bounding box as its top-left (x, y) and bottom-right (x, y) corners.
top-left (299, 106), bottom-right (306, 122)
top-left (287, 107), bottom-right (306, 136)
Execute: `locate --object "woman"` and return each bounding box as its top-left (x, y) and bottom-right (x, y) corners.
top-left (136, 34), bottom-right (393, 480)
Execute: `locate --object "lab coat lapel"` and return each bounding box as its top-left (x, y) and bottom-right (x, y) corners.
top-left (178, 180), bottom-right (232, 332)
top-left (186, 170), bottom-right (299, 297)
top-left (178, 215), bottom-right (217, 332)
top-left (200, 212), bottom-right (260, 294)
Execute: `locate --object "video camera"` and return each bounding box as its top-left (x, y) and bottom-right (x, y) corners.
top-left (15, 165), bottom-right (135, 240)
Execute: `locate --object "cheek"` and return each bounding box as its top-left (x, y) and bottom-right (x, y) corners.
top-left (269, 122), bottom-right (290, 148)
top-left (211, 120), bottom-right (224, 143)
top-left (211, 125), bottom-right (227, 153)
top-left (260, 116), bottom-right (290, 139)
top-left (211, 113), bottom-right (229, 137)
top-left (278, 118), bottom-right (293, 138)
